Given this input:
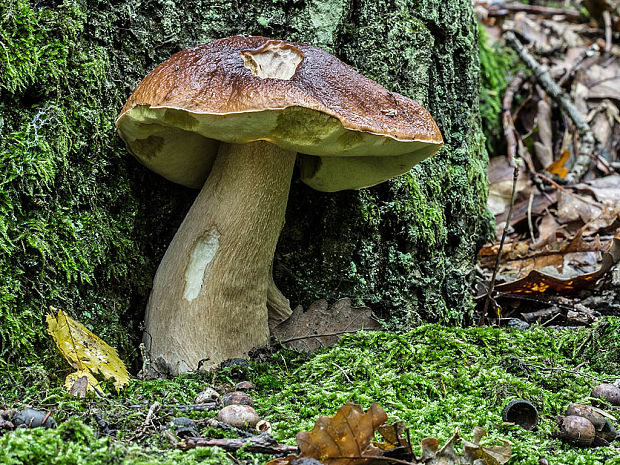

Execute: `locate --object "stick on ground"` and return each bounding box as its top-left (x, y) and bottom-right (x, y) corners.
top-left (504, 31), bottom-right (596, 184)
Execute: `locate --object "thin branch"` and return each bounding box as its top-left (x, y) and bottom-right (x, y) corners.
top-left (179, 434), bottom-right (298, 455)
top-left (502, 71), bottom-right (525, 166)
top-left (603, 11), bottom-right (612, 54)
top-left (480, 161), bottom-right (520, 325)
top-left (482, 3), bottom-right (581, 20)
top-left (504, 32), bottom-right (596, 184)
top-left (531, 171), bottom-right (601, 206)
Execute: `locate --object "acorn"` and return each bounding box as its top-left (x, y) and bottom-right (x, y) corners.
top-left (555, 415), bottom-right (596, 447)
top-left (591, 384), bottom-right (620, 406)
top-left (216, 404), bottom-right (260, 429)
top-left (566, 403), bottom-right (618, 442)
top-left (235, 381), bottom-right (254, 391)
top-left (222, 391), bottom-right (254, 406)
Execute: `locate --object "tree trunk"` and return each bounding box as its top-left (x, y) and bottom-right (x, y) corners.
top-left (0, 0), bottom-right (490, 371)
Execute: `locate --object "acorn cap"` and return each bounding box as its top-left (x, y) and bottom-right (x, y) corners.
top-left (116, 36), bottom-right (442, 191)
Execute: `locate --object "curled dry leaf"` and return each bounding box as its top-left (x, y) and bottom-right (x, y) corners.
top-left (47, 308), bottom-right (129, 393)
top-left (297, 403), bottom-right (387, 465)
top-left (494, 233), bottom-right (620, 295)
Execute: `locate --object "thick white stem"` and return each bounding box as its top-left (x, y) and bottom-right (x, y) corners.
top-left (143, 141), bottom-right (296, 375)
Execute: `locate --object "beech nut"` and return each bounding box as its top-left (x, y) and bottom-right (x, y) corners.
top-left (216, 404), bottom-right (260, 429)
top-left (555, 415), bottom-right (596, 447)
top-left (591, 384), bottom-right (620, 406)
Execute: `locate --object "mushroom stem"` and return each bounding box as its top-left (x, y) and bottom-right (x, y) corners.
top-left (144, 141), bottom-right (296, 375)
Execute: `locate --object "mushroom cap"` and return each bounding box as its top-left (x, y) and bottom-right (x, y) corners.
top-left (116, 36), bottom-right (443, 191)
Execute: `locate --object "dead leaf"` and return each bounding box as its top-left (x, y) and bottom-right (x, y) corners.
top-left (66, 372), bottom-right (91, 398)
top-left (546, 150), bottom-right (571, 178)
top-left (462, 426), bottom-right (511, 465)
top-left (47, 308), bottom-right (129, 393)
top-left (487, 156), bottom-right (532, 217)
top-left (584, 64), bottom-right (620, 101)
top-left (534, 98), bottom-right (554, 168)
top-left (272, 299), bottom-right (381, 353)
top-left (494, 233), bottom-right (620, 295)
top-left (295, 403), bottom-right (387, 465)
top-left (377, 421), bottom-right (412, 452)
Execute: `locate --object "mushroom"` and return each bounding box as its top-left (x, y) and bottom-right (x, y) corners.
top-left (116, 36), bottom-right (442, 375)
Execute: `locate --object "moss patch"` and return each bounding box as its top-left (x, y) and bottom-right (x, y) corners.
top-left (2, 320), bottom-right (620, 464)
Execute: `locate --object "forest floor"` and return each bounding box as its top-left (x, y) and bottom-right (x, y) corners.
top-left (2, 2), bottom-right (620, 465)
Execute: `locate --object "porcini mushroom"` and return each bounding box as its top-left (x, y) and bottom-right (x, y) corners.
top-left (116, 36), bottom-right (442, 375)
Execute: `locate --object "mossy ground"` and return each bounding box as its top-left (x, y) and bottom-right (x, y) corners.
top-left (2, 320), bottom-right (620, 464)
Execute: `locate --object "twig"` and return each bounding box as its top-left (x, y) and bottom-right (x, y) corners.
top-left (502, 71), bottom-right (525, 166)
top-left (167, 402), bottom-right (218, 413)
top-left (333, 362), bottom-right (353, 385)
top-left (179, 433), bottom-right (298, 455)
top-left (481, 161), bottom-right (520, 325)
top-left (483, 3), bottom-right (581, 19)
top-left (557, 44), bottom-right (599, 87)
top-left (603, 11), bottom-right (612, 54)
top-left (143, 401), bottom-right (161, 428)
top-left (524, 362), bottom-right (612, 383)
top-left (194, 417), bottom-right (254, 438)
top-left (504, 32), bottom-right (596, 184)
top-left (527, 189), bottom-right (535, 244)
top-left (531, 171), bottom-right (601, 207)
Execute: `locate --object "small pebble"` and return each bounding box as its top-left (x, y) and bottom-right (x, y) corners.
top-left (195, 387), bottom-right (221, 405)
top-left (235, 381), bottom-right (254, 391)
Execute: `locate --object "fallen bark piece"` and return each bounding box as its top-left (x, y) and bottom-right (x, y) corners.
top-left (180, 432), bottom-right (298, 455)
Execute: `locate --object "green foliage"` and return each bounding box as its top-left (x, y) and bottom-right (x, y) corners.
top-left (478, 25), bottom-right (517, 155)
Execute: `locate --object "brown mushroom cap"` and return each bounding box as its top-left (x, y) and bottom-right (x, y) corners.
top-left (116, 35), bottom-right (443, 191)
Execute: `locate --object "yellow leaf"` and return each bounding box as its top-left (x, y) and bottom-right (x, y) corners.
top-left (46, 307), bottom-right (129, 392)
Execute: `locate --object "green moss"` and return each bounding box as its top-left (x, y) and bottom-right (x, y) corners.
top-left (478, 24), bottom-right (518, 154)
top-left (252, 320), bottom-right (620, 464)
top-left (2, 320), bottom-right (619, 464)
top-left (0, 0), bottom-right (150, 371)
top-left (0, 417), bottom-right (234, 464)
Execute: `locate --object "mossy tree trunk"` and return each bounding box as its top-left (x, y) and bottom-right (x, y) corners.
top-left (0, 0), bottom-right (490, 375)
